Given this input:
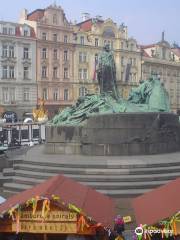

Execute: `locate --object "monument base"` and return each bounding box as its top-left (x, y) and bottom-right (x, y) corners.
top-left (45, 112), bottom-right (180, 156)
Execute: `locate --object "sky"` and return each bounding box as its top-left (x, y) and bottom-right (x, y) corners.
top-left (0, 0), bottom-right (179, 45)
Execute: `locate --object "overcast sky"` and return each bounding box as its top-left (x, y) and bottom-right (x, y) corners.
top-left (0, 0), bottom-right (179, 45)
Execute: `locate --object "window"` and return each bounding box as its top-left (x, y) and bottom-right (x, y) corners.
top-left (2, 45), bottom-right (8, 57)
top-left (121, 42), bottom-right (124, 49)
top-left (23, 66), bottom-right (29, 79)
top-left (53, 49), bottom-right (58, 60)
top-left (53, 67), bottom-right (58, 78)
top-left (64, 89), bottom-right (69, 100)
top-left (42, 48), bottom-right (47, 59)
top-left (79, 52), bottom-right (87, 63)
top-left (95, 38), bottom-right (99, 47)
top-left (42, 66), bottom-right (47, 78)
top-left (24, 29), bottom-right (28, 36)
top-left (53, 33), bottom-right (57, 41)
top-left (53, 14), bottom-right (57, 24)
top-left (9, 46), bottom-right (14, 58)
top-left (2, 87), bottom-right (8, 103)
top-left (53, 89), bottom-right (59, 101)
top-left (129, 58), bottom-right (133, 65)
top-left (80, 36), bottom-right (84, 45)
top-left (9, 28), bottom-right (14, 35)
top-left (79, 87), bottom-right (87, 97)
top-left (121, 72), bottom-right (124, 81)
top-left (2, 27), bottom-right (7, 34)
top-left (151, 49), bottom-right (155, 57)
top-left (2, 66), bottom-right (8, 78)
top-left (79, 69), bottom-right (83, 79)
top-left (78, 69), bottom-right (87, 80)
top-left (42, 88), bottom-right (48, 100)
top-left (83, 69), bottom-right (87, 80)
top-left (64, 35), bottom-right (68, 43)
top-left (64, 68), bottom-right (68, 78)
top-left (23, 88), bottom-right (30, 101)
top-left (64, 50), bottom-right (68, 61)
top-left (23, 47), bottom-right (29, 59)
top-left (10, 88), bottom-right (15, 102)
top-left (42, 32), bottom-right (47, 40)
top-left (121, 57), bottom-right (124, 66)
top-left (9, 66), bottom-right (15, 79)
top-left (130, 43), bottom-right (134, 51)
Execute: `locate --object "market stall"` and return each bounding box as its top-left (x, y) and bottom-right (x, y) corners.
top-left (0, 175), bottom-right (116, 240)
top-left (132, 177), bottom-right (180, 239)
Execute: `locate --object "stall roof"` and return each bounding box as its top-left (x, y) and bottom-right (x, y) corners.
top-left (0, 175), bottom-right (116, 228)
top-left (132, 177), bottom-right (180, 226)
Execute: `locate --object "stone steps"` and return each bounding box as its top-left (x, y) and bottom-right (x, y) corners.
top-left (12, 163), bottom-right (180, 175)
top-left (12, 158), bottom-right (180, 169)
top-left (11, 175), bottom-right (170, 190)
top-left (2, 146), bottom-right (180, 197)
top-left (11, 169), bottom-right (180, 182)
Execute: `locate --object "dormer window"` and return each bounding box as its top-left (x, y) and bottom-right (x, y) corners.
top-left (80, 36), bottom-right (85, 45)
top-left (24, 29), bottom-right (29, 37)
top-left (151, 49), bottom-right (155, 57)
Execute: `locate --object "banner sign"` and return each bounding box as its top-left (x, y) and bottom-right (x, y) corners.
top-left (20, 211), bottom-right (77, 222)
top-left (12, 222), bottom-right (77, 234)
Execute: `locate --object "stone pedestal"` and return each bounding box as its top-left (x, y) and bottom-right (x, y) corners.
top-left (45, 113), bottom-right (180, 156)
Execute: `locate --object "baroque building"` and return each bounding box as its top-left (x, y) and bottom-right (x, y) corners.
top-left (141, 33), bottom-right (180, 112)
top-left (20, 3), bottom-right (75, 116)
top-left (0, 21), bottom-right (37, 118)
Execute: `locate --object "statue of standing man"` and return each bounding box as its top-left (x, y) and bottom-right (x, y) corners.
top-left (97, 44), bottom-right (119, 99)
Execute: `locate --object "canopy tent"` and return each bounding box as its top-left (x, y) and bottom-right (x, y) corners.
top-left (132, 177), bottom-right (180, 239)
top-left (0, 174), bottom-right (116, 229)
top-left (132, 177), bottom-right (180, 226)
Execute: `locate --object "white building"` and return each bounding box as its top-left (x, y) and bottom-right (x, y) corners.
top-left (0, 21), bottom-right (37, 118)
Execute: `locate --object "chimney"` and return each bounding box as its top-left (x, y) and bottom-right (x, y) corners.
top-left (162, 31), bottom-right (165, 41)
top-left (20, 9), bottom-right (28, 20)
top-left (81, 13), bottom-right (90, 21)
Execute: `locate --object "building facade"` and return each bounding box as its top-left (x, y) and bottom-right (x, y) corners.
top-left (0, 21), bottom-right (37, 118)
top-left (20, 4), bottom-right (75, 116)
top-left (141, 34), bottom-right (180, 111)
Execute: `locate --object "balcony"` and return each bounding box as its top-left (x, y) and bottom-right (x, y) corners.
top-left (22, 58), bottom-right (31, 64)
top-left (1, 56), bottom-right (17, 63)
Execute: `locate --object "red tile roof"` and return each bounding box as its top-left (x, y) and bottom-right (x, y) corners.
top-left (27, 9), bottom-right (45, 21)
top-left (142, 49), bottom-right (151, 57)
top-left (132, 177), bottom-right (180, 226)
top-left (0, 175), bottom-right (116, 228)
top-left (172, 48), bottom-right (180, 58)
top-left (77, 18), bottom-right (104, 31)
top-left (140, 44), bottom-right (156, 49)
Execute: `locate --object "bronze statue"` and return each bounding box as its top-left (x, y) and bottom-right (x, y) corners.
top-left (97, 44), bottom-right (119, 99)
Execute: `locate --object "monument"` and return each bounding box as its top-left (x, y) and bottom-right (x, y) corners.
top-left (46, 44), bottom-right (180, 155)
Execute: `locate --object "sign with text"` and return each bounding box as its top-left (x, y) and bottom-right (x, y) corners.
top-left (12, 222), bottom-right (77, 234)
top-left (20, 211), bottom-right (77, 222)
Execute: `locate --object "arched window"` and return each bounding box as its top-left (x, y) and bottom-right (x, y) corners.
top-left (102, 28), bottom-right (115, 38)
